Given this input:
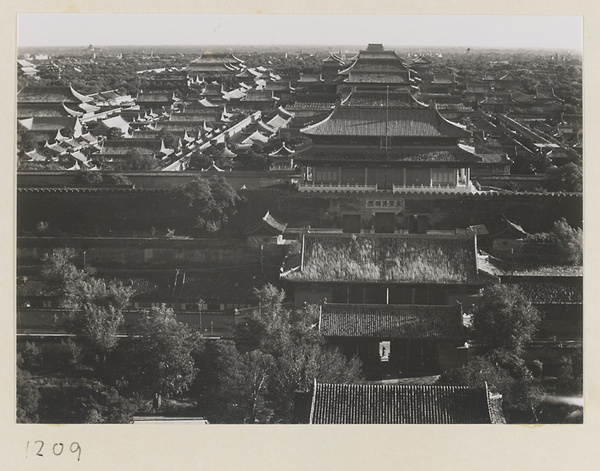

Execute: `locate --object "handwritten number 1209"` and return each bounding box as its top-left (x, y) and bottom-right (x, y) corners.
top-left (26, 441), bottom-right (81, 461)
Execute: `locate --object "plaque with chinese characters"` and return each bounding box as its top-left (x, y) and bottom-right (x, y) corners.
top-left (365, 199), bottom-right (405, 211)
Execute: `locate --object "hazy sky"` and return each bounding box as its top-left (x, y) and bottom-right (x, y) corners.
top-left (18, 14), bottom-right (582, 51)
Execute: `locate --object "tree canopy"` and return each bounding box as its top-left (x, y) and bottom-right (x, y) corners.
top-left (552, 218), bottom-right (583, 265)
top-left (179, 175), bottom-right (240, 233)
top-left (472, 283), bottom-right (541, 354)
top-left (41, 249), bottom-right (133, 358)
top-left (195, 284), bottom-right (363, 423)
top-left (125, 148), bottom-right (159, 171)
top-left (107, 127), bottom-right (124, 140)
top-left (437, 353), bottom-right (543, 423)
top-left (544, 162), bottom-right (583, 193)
top-left (123, 306), bottom-right (200, 410)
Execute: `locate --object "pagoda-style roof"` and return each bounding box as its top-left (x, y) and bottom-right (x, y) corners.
top-left (256, 120), bottom-right (276, 134)
top-left (236, 68), bottom-right (262, 79)
top-left (266, 113), bottom-right (291, 131)
top-left (17, 86), bottom-right (79, 104)
top-left (242, 130), bottom-right (269, 145)
top-left (214, 146), bottom-right (236, 159)
top-left (44, 141), bottom-right (68, 155)
top-left (301, 107), bottom-right (470, 138)
top-left (432, 74), bottom-right (456, 84)
top-left (457, 144), bottom-right (510, 164)
top-left (298, 73), bottom-right (323, 83)
top-left (319, 304), bottom-right (462, 339)
top-left (78, 102), bottom-right (101, 113)
top-left (264, 81), bottom-right (292, 92)
top-left (276, 106), bottom-right (294, 119)
top-left (535, 86), bottom-right (561, 101)
top-left (415, 93), bottom-right (463, 105)
top-left (169, 113), bottom-right (216, 122)
top-left (195, 98), bottom-right (219, 108)
top-left (339, 44), bottom-right (411, 84)
top-left (136, 90), bottom-right (174, 103)
top-left (281, 233), bottom-right (480, 285)
top-left (268, 144), bottom-right (295, 157)
top-left (287, 104), bottom-right (335, 116)
top-left (188, 53), bottom-right (242, 73)
top-left (510, 91), bottom-right (535, 104)
top-left (102, 115), bottom-right (131, 135)
top-left (17, 103), bottom-right (71, 118)
top-left (411, 55), bottom-right (433, 66)
top-left (222, 88), bottom-right (247, 101)
top-left (244, 210), bottom-right (287, 236)
top-left (85, 88), bottom-right (133, 106)
top-left (203, 83), bottom-right (224, 96)
top-left (494, 218), bottom-right (528, 239)
top-left (190, 52), bottom-right (242, 63)
top-left (477, 153), bottom-right (512, 164)
top-left (201, 161), bottom-right (225, 172)
top-left (242, 89), bottom-right (278, 102)
top-left (346, 73), bottom-right (409, 84)
top-left (340, 89), bottom-right (427, 109)
top-left (24, 149), bottom-right (47, 162)
top-left (309, 383), bottom-right (502, 424)
top-left (18, 116), bottom-right (79, 132)
top-left (322, 53), bottom-right (345, 65)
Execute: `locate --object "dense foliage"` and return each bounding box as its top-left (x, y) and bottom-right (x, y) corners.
top-left (119, 307), bottom-right (201, 410)
top-left (552, 218), bottom-right (583, 265)
top-left (472, 284), bottom-right (541, 354)
top-left (41, 249), bottom-right (134, 361)
top-left (193, 284), bottom-right (363, 423)
top-left (179, 175), bottom-right (240, 233)
top-left (439, 283), bottom-right (581, 423)
top-left (544, 162), bottom-right (583, 193)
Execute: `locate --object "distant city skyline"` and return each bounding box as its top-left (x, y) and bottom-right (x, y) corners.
top-left (18, 14), bottom-right (582, 51)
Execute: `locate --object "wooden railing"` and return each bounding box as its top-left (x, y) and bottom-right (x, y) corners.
top-left (298, 181), bottom-right (474, 194)
top-left (298, 182), bottom-right (378, 193)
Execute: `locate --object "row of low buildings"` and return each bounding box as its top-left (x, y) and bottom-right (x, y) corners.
top-left (17, 212), bottom-right (582, 375)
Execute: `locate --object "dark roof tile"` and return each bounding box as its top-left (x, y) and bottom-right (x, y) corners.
top-left (302, 108), bottom-right (469, 138)
top-left (506, 281), bottom-right (582, 304)
top-left (320, 304), bottom-right (463, 338)
top-left (310, 383), bottom-right (498, 424)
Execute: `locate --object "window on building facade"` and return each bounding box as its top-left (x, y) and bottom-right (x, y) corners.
top-left (340, 167), bottom-right (365, 185)
top-left (314, 168), bottom-right (338, 184)
top-left (432, 169), bottom-right (456, 186)
top-left (405, 168), bottom-right (430, 186)
top-left (379, 341), bottom-right (391, 362)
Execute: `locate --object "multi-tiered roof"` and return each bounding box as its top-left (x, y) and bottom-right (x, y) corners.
top-left (338, 44), bottom-right (412, 89)
top-left (187, 52), bottom-right (244, 75)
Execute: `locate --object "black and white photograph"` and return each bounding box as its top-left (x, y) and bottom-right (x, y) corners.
top-left (14, 12), bottom-right (584, 426)
top-left (4, 3), bottom-right (597, 469)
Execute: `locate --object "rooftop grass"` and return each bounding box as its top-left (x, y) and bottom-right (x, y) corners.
top-left (283, 234), bottom-right (478, 284)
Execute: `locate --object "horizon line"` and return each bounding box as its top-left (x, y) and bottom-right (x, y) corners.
top-left (17, 44), bottom-right (582, 52)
